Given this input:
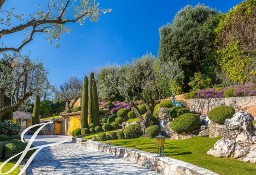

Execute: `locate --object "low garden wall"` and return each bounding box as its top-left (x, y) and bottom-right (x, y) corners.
top-left (184, 96), bottom-right (256, 116)
top-left (77, 139), bottom-right (218, 175)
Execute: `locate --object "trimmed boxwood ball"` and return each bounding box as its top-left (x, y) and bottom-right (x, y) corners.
top-left (159, 100), bottom-right (172, 108)
top-left (115, 117), bottom-right (123, 124)
top-left (116, 130), bottom-right (125, 140)
top-left (111, 122), bottom-right (119, 130)
top-left (0, 134), bottom-right (10, 141)
top-left (208, 106), bottom-right (235, 125)
top-left (96, 133), bottom-right (107, 141)
top-left (81, 128), bottom-right (90, 135)
top-left (107, 132), bottom-right (117, 140)
top-left (4, 140), bottom-right (34, 160)
top-left (128, 111), bottom-right (136, 119)
top-left (107, 114), bottom-right (117, 124)
top-left (102, 123), bottom-right (112, 131)
top-left (95, 126), bottom-right (102, 132)
top-left (124, 124), bottom-right (142, 139)
top-left (138, 104), bottom-right (147, 114)
top-left (73, 128), bottom-right (81, 137)
top-left (117, 108), bottom-right (129, 118)
top-left (169, 107), bottom-right (189, 118)
top-left (101, 118), bottom-right (107, 123)
top-left (89, 127), bottom-right (95, 133)
top-left (145, 125), bottom-right (160, 138)
top-left (170, 113), bottom-right (200, 134)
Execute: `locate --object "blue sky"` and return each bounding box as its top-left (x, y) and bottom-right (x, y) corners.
top-left (4, 0), bottom-right (243, 87)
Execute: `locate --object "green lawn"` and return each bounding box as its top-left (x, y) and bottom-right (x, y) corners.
top-left (0, 162), bottom-right (20, 175)
top-left (102, 137), bottom-right (256, 175)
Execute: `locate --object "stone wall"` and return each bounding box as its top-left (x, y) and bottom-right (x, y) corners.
top-left (184, 96), bottom-right (256, 116)
top-left (80, 140), bottom-right (218, 175)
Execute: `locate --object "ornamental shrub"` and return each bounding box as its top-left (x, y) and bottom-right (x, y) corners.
top-left (145, 125), bottom-right (160, 138)
top-left (115, 117), bottom-right (123, 124)
top-left (123, 124), bottom-right (142, 139)
top-left (73, 128), bottom-right (81, 137)
top-left (127, 111), bottom-right (136, 119)
top-left (9, 135), bottom-right (21, 140)
top-left (89, 127), bottom-right (95, 133)
top-left (138, 104), bottom-right (147, 114)
top-left (224, 88), bottom-right (234, 98)
top-left (107, 114), bottom-right (117, 124)
top-left (96, 133), bottom-right (107, 141)
top-left (81, 128), bottom-right (90, 135)
top-left (208, 106), bottom-right (235, 124)
top-left (159, 100), bottom-right (172, 108)
top-left (107, 132), bottom-right (117, 140)
top-left (89, 123), bottom-right (95, 128)
top-left (116, 108), bottom-right (129, 118)
top-left (0, 143), bottom-right (3, 159)
top-left (111, 122), bottom-right (119, 130)
top-left (0, 134), bottom-right (10, 141)
top-left (102, 123), bottom-right (112, 132)
top-left (116, 130), bottom-right (125, 140)
top-left (95, 126), bottom-right (102, 132)
top-left (4, 140), bottom-right (34, 160)
top-left (101, 118), bottom-right (107, 123)
top-left (169, 107), bottom-right (190, 118)
top-left (153, 104), bottom-right (160, 117)
top-left (170, 113), bottom-right (200, 133)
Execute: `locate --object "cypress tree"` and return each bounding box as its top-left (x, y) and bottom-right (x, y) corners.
top-left (88, 72), bottom-right (94, 125)
top-left (32, 95), bottom-right (40, 125)
top-left (92, 79), bottom-right (100, 126)
top-left (80, 76), bottom-right (89, 128)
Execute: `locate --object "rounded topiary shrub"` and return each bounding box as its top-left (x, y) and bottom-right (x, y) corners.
top-left (73, 128), bottom-right (81, 137)
top-left (111, 122), bottom-right (119, 130)
top-left (107, 114), bottom-right (117, 124)
top-left (81, 128), bottom-right (90, 135)
top-left (145, 125), bottom-right (160, 138)
top-left (101, 118), bottom-right (107, 124)
top-left (138, 104), bottom-right (147, 114)
top-left (89, 123), bottom-right (95, 128)
top-left (4, 140), bottom-right (34, 160)
top-left (107, 132), bottom-right (117, 140)
top-left (95, 126), bottom-right (102, 132)
top-left (208, 106), bottom-right (235, 125)
top-left (159, 100), bottom-right (172, 108)
top-left (169, 107), bottom-right (190, 118)
top-left (89, 127), bottom-right (95, 133)
top-left (170, 113), bottom-right (200, 134)
top-left (102, 123), bottom-right (112, 132)
top-left (127, 111), bottom-right (136, 119)
top-left (115, 117), bottom-right (123, 124)
top-left (124, 124), bottom-right (142, 139)
top-left (0, 134), bottom-right (10, 141)
top-left (117, 108), bottom-right (129, 118)
top-left (116, 130), bottom-right (125, 140)
top-left (96, 133), bottom-right (107, 141)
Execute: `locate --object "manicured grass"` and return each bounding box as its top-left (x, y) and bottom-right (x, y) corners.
top-left (84, 129), bottom-right (121, 139)
top-left (0, 161), bottom-right (20, 175)
top-left (102, 137), bottom-right (256, 175)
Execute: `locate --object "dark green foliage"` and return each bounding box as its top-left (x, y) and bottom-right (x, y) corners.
top-left (89, 123), bottom-right (95, 128)
top-left (92, 78), bottom-right (100, 126)
top-left (115, 117), bottom-right (123, 124)
top-left (89, 127), bottom-right (95, 133)
top-left (170, 113), bottom-right (200, 133)
top-left (40, 100), bottom-right (65, 118)
top-left (188, 72), bottom-right (212, 91)
top-left (95, 126), bottom-right (102, 132)
top-left (153, 104), bottom-right (160, 117)
top-left (32, 95), bottom-right (40, 125)
top-left (96, 133), bottom-right (107, 141)
top-left (107, 114), bottom-right (117, 124)
top-left (80, 76), bottom-right (89, 128)
top-left (9, 135), bottom-right (20, 140)
top-left (159, 100), bottom-right (172, 108)
top-left (72, 128), bottom-right (81, 137)
top-left (81, 128), bottom-right (90, 135)
top-left (127, 111), bottom-right (136, 119)
top-left (208, 106), bottom-right (235, 124)
top-left (116, 108), bottom-right (129, 118)
top-left (224, 88), bottom-right (234, 98)
top-left (88, 72), bottom-right (94, 126)
top-left (145, 125), bottom-right (160, 138)
top-left (151, 117), bottom-right (159, 126)
top-left (0, 142), bottom-right (3, 159)
top-left (123, 124), bottom-right (143, 139)
top-left (0, 134), bottom-right (9, 141)
top-left (111, 122), bottom-right (119, 130)
top-left (102, 123), bottom-right (112, 132)
top-left (169, 107), bottom-right (190, 118)
top-left (101, 118), bottom-right (107, 123)
top-left (107, 132), bottom-right (117, 140)
top-left (0, 120), bottom-right (20, 135)
top-left (116, 130), bottom-right (125, 140)
top-left (138, 104), bottom-right (147, 114)
top-left (72, 107), bottom-right (81, 112)
top-left (101, 101), bottom-right (112, 109)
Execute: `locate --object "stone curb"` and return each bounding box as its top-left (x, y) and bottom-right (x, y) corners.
top-left (75, 138), bottom-right (219, 175)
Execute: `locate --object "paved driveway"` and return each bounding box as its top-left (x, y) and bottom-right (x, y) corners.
top-left (25, 135), bottom-right (158, 175)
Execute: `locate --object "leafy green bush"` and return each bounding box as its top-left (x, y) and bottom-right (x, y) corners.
top-left (208, 106), bottom-right (235, 124)
top-left (124, 124), bottom-right (142, 139)
top-left (95, 126), bottom-right (102, 132)
top-left (101, 118), bottom-right (107, 123)
top-left (81, 128), bottom-right (90, 135)
top-left (169, 107), bottom-right (190, 118)
top-left (127, 111), bottom-right (136, 119)
top-left (116, 108), bottom-right (129, 118)
top-left (9, 135), bottom-right (21, 140)
top-left (89, 127), bottom-right (95, 133)
top-left (102, 123), bottom-right (112, 132)
top-left (151, 117), bottom-right (159, 126)
top-left (101, 101), bottom-right (112, 109)
top-left (188, 72), bottom-right (212, 91)
top-left (96, 133), bottom-right (107, 141)
top-left (72, 128), bottom-right (81, 137)
top-left (107, 132), bottom-right (117, 140)
top-left (72, 107), bottom-right (81, 112)
top-left (111, 122), bottom-right (119, 130)
top-left (0, 120), bottom-right (21, 135)
top-left (116, 130), bottom-right (125, 140)
top-left (145, 125), bottom-right (160, 138)
top-left (170, 113), bottom-right (200, 133)
top-left (0, 134), bottom-right (10, 141)
top-left (107, 114), bottom-right (117, 124)
top-left (138, 104), bottom-right (147, 114)
top-left (89, 123), bottom-right (95, 128)
top-left (0, 143), bottom-right (3, 159)
top-left (153, 104), bottom-right (160, 117)
top-left (224, 88), bottom-right (234, 98)
top-left (159, 100), bottom-right (172, 108)
top-left (115, 117), bottom-right (123, 124)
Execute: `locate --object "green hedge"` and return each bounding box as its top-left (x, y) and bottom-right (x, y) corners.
top-left (145, 125), bottom-right (160, 138)
top-left (169, 107), bottom-right (190, 118)
top-left (117, 108), bottom-right (129, 118)
top-left (127, 111), bottom-right (136, 119)
top-left (81, 128), bottom-right (90, 135)
top-left (0, 134), bottom-right (10, 141)
top-left (107, 132), bottom-right (117, 140)
top-left (89, 127), bottom-right (95, 133)
top-left (95, 126), bottom-right (102, 132)
top-left (107, 114), bottom-right (117, 124)
top-left (96, 133), bottom-right (107, 141)
top-left (208, 106), bottom-right (235, 124)
top-left (72, 128), bottom-right (81, 137)
top-left (102, 123), bottom-right (112, 131)
top-left (116, 130), bottom-right (125, 140)
top-left (124, 124), bottom-right (142, 139)
top-left (111, 122), bottom-right (119, 130)
top-left (170, 113), bottom-right (200, 133)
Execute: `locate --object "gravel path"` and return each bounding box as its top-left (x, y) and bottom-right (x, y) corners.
top-left (25, 135), bottom-right (158, 175)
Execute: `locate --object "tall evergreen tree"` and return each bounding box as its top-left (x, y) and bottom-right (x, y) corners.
top-left (32, 95), bottom-right (40, 125)
top-left (88, 72), bottom-right (94, 125)
top-left (92, 79), bottom-right (100, 126)
top-left (80, 76), bottom-right (89, 128)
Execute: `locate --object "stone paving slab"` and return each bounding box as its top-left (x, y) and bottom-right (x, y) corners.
top-left (25, 135), bottom-right (158, 175)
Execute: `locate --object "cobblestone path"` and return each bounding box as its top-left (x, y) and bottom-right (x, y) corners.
top-left (25, 135), bottom-right (158, 175)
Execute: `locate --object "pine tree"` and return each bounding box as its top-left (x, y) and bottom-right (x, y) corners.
top-left (32, 95), bottom-right (40, 125)
top-left (88, 72), bottom-right (94, 125)
top-left (80, 76), bottom-right (89, 128)
top-left (92, 79), bottom-right (100, 126)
